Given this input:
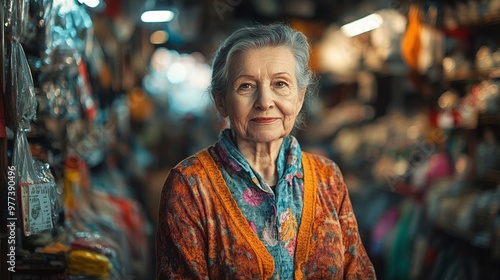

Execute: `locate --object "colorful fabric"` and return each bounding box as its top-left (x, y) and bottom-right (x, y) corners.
top-left (156, 131), bottom-right (376, 279)
top-left (215, 129), bottom-right (304, 279)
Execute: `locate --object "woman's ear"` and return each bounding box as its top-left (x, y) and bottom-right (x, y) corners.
top-left (214, 94), bottom-right (228, 117)
top-left (298, 88), bottom-right (306, 107)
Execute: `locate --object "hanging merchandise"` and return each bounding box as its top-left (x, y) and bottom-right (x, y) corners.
top-left (83, 154), bottom-right (154, 278)
top-left (66, 120), bottom-right (107, 167)
top-left (317, 25), bottom-right (362, 82)
top-left (432, 79), bottom-right (500, 130)
top-left (13, 130), bottom-right (60, 236)
top-left (431, 90), bottom-right (463, 129)
top-left (417, 6), bottom-right (442, 78)
top-left (364, 9), bottom-right (407, 72)
top-left (39, 74), bottom-right (81, 121)
top-left (474, 79), bottom-right (500, 114)
top-left (400, 4), bottom-right (443, 78)
top-left (2, 0), bottom-right (153, 278)
top-left (4, 0), bottom-right (29, 40)
top-left (58, 155), bottom-right (125, 279)
top-left (6, 17), bottom-right (36, 131)
top-left (42, 0), bottom-right (93, 71)
top-left (10, 33), bottom-right (60, 236)
top-left (4, 0), bottom-right (37, 130)
top-left (10, 41), bottom-right (36, 129)
top-left (76, 57), bottom-right (97, 120)
top-left (401, 4), bottom-right (423, 72)
top-left (37, 0), bottom-right (94, 121)
top-left (310, 1), bottom-right (500, 278)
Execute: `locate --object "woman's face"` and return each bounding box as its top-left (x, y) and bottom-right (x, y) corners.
top-left (216, 46), bottom-right (306, 144)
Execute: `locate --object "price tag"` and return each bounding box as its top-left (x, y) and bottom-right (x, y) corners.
top-left (21, 182), bottom-right (54, 236)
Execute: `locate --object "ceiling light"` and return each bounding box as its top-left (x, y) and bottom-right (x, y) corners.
top-left (78, 0), bottom-right (101, 9)
top-left (141, 10), bottom-right (174, 23)
top-left (341, 13), bottom-right (383, 37)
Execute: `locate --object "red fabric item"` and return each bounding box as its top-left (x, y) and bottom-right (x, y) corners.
top-left (430, 110), bottom-right (462, 129)
top-left (105, 0), bottom-right (121, 19)
top-left (107, 196), bottom-right (147, 260)
top-left (443, 28), bottom-right (472, 45)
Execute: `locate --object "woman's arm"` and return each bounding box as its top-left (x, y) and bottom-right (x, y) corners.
top-left (335, 171), bottom-right (377, 279)
top-left (156, 169), bottom-right (209, 280)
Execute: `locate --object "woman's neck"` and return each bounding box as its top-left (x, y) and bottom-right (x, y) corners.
top-left (236, 138), bottom-right (283, 186)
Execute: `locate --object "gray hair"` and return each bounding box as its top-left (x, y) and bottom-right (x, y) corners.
top-left (208, 23), bottom-right (315, 127)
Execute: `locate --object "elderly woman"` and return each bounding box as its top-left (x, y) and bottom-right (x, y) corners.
top-left (156, 23), bottom-right (376, 279)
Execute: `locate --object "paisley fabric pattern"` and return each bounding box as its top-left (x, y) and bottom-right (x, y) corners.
top-left (214, 129), bottom-right (304, 279)
top-left (156, 130), bottom-right (376, 279)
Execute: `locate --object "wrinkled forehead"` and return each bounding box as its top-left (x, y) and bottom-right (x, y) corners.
top-left (227, 46), bottom-right (298, 80)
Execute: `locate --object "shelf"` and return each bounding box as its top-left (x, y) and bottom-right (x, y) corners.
top-left (444, 68), bottom-right (500, 82)
top-left (475, 170), bottom-right (500, 184)
top-left (452, 12), bottom-right (500, 29)
top-left (478, 113), bottom-right (500, 125)
top-left (482, 12), bottom-right (500, 25)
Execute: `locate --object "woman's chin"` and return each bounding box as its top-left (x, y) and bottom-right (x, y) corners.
top-left (246, 132), bottom-right (286, 144)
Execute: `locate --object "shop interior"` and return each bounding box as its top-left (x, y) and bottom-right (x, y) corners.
top-left (1, 0), bottom-right (500, 279)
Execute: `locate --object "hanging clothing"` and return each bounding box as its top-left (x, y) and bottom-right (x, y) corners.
top-left (156, 129), bottom-right (376, 279)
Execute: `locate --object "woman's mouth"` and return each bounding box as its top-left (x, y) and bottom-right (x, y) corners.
top-left (252, 117), bottom-right (278, 124)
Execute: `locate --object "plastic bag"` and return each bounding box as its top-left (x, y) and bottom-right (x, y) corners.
top-left (13, 130), bottom-right (59, 236)
top-left (66, 120), bottom-right (106, 167)
top-left (42, 0), bottom-right (93, 71)
top-left (5, 0), bottom-right (30, 41)
top-left (39, 76), bottom-right (80, 121)
top-left (11, 41), bottom-right (37, 130)
top-left (23, 0), bottom-right (49, 52)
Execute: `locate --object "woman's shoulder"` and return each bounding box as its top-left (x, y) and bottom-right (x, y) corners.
top-left (168, 146), bottom-right (221, 178)
top-left (163, 149), bottom-right (213, 193)
top-left (302, 151), bottom-right (341, 171)
top-left (173, 146), bottom-right (216, 168)
top-left (162, 153), bottom-right (204, 185)
top-left (302, 151), bottom-right (345, 183)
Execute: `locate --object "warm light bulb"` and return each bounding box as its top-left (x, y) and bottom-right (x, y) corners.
top-left (150, 30), bottom-right (169, 44)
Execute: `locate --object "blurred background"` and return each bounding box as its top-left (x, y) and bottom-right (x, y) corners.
top-left (1, 0), bottom-right (500, 279)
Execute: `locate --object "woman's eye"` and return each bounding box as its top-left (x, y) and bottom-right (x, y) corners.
top-left (239, 83), bottom-right (253, 90)
top-left (275, 81), bottom-right (287, 87)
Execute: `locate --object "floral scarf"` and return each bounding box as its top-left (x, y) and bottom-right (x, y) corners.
top-left (210, 128), bottom-right (305, 279)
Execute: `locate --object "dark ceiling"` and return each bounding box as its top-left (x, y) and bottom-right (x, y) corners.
top-left (92, 0), bottom-right (405, 59)
top-left (133, 0), bottom-right (386, 54)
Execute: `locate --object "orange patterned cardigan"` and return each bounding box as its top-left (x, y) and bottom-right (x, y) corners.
top-left (156, 149), bottom-right (376, 279)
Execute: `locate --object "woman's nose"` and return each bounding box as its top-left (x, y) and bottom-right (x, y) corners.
top-left (254, 86), bottom-right (275, 110)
